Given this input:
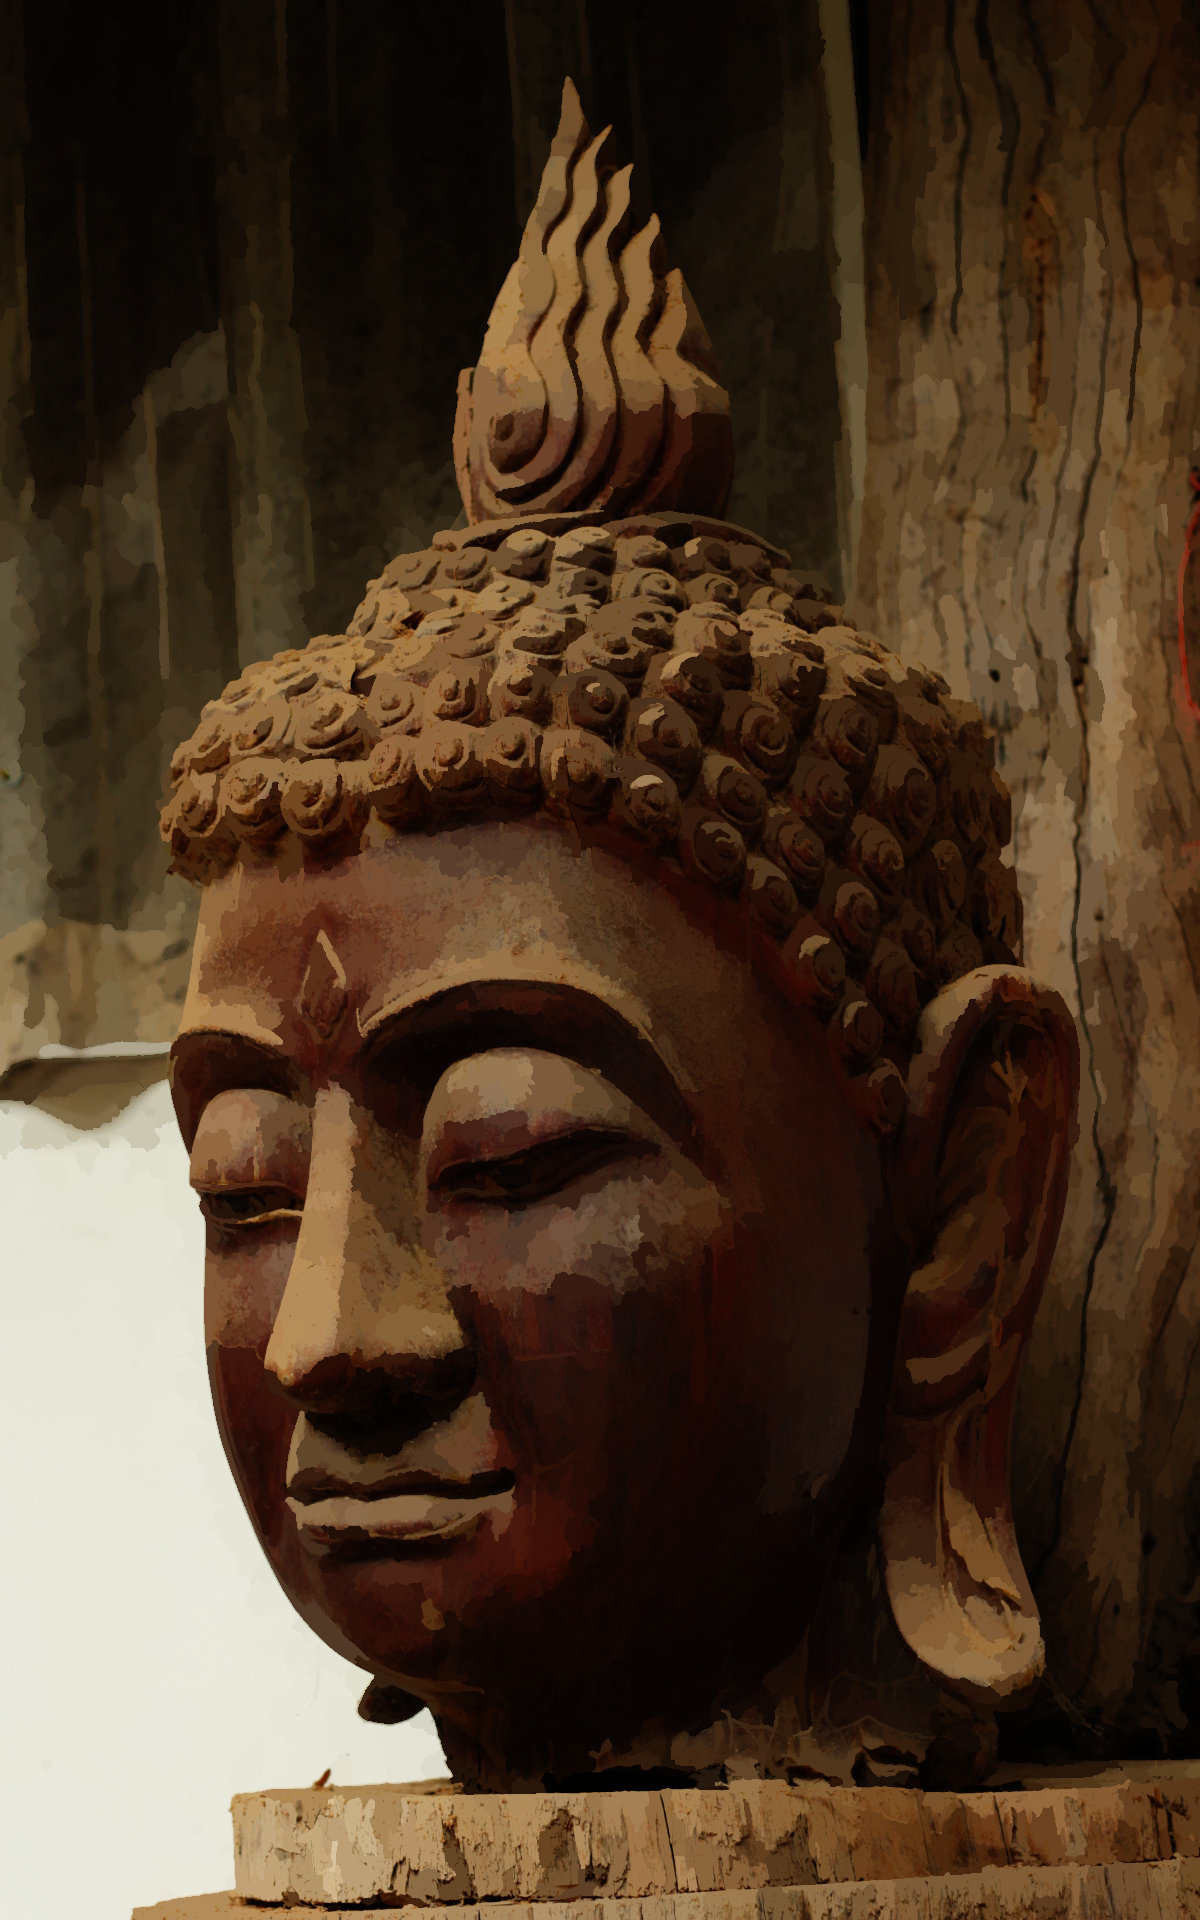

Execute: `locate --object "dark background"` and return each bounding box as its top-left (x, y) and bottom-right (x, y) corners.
top-left (18, 0), bottom-right (850, 607)
top-left (3, 0), bottom-right (853, 939)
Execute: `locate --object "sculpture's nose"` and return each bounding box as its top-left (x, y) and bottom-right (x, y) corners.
top-left (264, 1085), bottom-right (473, 1432)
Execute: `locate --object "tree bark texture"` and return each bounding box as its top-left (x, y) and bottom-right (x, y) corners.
top-left (856, 0), bottom-right (1200, 1752)
top-left (0, 0), bottom-right (848, 1077)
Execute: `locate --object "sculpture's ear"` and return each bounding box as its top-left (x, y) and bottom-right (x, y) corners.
top-left (879, 966), bottom-right (1079, 1706)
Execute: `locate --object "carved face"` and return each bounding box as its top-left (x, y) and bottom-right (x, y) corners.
top-left (172, 818), bottom-right (904, 1767)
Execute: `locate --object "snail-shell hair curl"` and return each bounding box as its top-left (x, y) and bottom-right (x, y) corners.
top-left (162, 511), bottom-right (1021, 1139)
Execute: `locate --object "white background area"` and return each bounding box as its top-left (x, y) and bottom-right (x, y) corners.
top-left (1, 1081), bottom-right (448, 1919)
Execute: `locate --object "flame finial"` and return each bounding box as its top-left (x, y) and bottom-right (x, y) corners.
top-left (454, 79), bottom-right (734, 525)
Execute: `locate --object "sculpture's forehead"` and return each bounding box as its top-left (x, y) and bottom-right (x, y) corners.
top-left (179, 819), bottom-right (762, 1093)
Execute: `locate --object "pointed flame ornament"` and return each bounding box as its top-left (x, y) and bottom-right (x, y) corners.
top-left (454, 80), bottom-right (734, 525)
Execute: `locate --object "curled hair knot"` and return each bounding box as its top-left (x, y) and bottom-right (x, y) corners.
top-left (223, 761), bottom-right (286, 848)
top-left (416, 724), bottom-right (489, 808)
top-left (162, 505), bottom-right (1023, 1118)
top-left (613, 760), bottom-right (683, 846)
top-left (292, 692), bottom-right (371, 760)
top-left (280, 761), bottom-right (365, 843)
top-left (680, 808), bottom-right (747, 891)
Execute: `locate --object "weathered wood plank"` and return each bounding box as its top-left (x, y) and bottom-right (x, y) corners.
top-left (133, 1857), bottom-right (1200, 1919)
top-left (230, 1779), bottom-right (1200, 1906)
top-left (855, 0), bottom-right (1200, 1750)
top-left (234, 1787), bottom-right (679, 1907)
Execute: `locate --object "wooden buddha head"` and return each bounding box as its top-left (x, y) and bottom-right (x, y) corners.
top-left (164, 83), bottom-right (1078, 1792)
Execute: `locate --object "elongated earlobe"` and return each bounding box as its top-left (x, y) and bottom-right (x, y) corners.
top-left (879, 967), bottom-right (1079, 1704)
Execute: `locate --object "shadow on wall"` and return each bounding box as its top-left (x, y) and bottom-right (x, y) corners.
top-left (0, 0), bottom-right (854, 1076)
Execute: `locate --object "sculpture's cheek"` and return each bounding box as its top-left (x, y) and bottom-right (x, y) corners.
top-left (426, 1167), bottom-right (790, 1614)
top-left (204, 1234), bottom-right (304, 1588)
top-left (435, 1160), bottom-right (724, 1480)
top-left (207, 1343), bottom-right (296, 1563)
top-left (204, 1225), bottom-right (297, 1351)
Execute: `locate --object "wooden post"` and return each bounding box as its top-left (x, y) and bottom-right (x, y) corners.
top-left (855, 0), bottom-right (1200, 1749)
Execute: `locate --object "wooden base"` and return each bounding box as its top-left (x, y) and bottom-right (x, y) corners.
top-left (134, 1860), bottom-right (1200, 1918)
top-left (133, 1773), bottom-right (1200, 1918)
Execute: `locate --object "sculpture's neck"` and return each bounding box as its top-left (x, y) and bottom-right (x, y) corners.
top-left (427, 1531), bottom-right (988, 1793)
top-left (429, 1652), bottom-right (820, 1793)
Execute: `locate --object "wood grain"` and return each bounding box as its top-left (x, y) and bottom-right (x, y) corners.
top-left (854, 0), bottom-right (1200, 1750)
top-left (228, 1777), bottom-right (1200, 1906)
top-left (133, 1857), bottom-right (1200, 1918)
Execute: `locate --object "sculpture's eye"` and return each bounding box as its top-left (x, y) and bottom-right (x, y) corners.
top-left (188, 1089), bottom-right (310, 1231)
top-left (431, 1128), bottom-right (650, 1209)
top-left (196, 1185), bottom-right (303, 1228)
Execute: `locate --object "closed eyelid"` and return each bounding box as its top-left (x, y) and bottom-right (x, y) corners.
top-left (195, 1183), bottom-right (304, 1231)
top-left (421, 1050), bottom-right (649, 1170)
top-left (188, 1088), bottom-right (311, 1191)
top-left (424, 1115), bottom-right (645, 1189)
top-left (428, 1127), bottom-right (656, 1210)
top-left (427, 1049), bottom-right (638, 1122)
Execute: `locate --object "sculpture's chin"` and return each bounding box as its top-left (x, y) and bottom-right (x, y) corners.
top-left (205, 1345), bottom-right (863, 1749)
top-left (290, 1508), bottom-right (583, 1699)
top-left (205, 1344), bottom-right (557, 1692)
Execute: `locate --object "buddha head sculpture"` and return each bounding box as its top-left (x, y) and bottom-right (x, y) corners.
top-left (163, 85), bottom-right (1079, 1792)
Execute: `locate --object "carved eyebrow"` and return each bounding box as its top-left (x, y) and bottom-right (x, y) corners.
top-left (168, 986), bottom-right (696, 1155)
top-left (358, 979), bottom-right (696, 1151)
top-left (169, 1027), bottom-right (301, 1149)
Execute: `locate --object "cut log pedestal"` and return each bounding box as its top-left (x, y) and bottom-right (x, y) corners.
top-left (134, 1771), bottom-right (1200, 1918)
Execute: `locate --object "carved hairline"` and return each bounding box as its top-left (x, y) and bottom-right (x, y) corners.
top-left (161, 511), bottom-right (1022, 1141)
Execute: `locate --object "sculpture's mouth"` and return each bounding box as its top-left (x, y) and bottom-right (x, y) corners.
top-left (286, 1468), bottom-right (515, 1554)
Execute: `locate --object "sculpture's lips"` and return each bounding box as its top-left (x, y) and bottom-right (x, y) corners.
top-left (288, 1466), bottom-right (514, 1503)
top-left (285, 1469), bottom-right (515, 1552)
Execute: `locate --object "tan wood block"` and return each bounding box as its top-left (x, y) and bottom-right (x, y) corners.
top-left (660, 1783), bottom-right (843, 1889)
top-left (811, 1787), bottom-right (936, 1884)
top-left (691, 1783), bottom-right (936, 1886)
top-left (132, 1899), bottom-right (241, 1919)
top-left (164, 1891), bottom-right (774, 1915)
top-left (919, 1792), bottom-right (1011, 1876)
top-left (233, 1786), bottom-right (679, 1907)
top-left (766, 1857), bottom-right (1200, 1916)
top-left (231, 1780), bottom-right (1200, 1906)
top-left (991, 1783), bottom-right (1160, 1869)
top-left (1157, 1780), bottom-right (1200, 1859)
top-left (134, 1860), bottom-right (1200, 1919)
